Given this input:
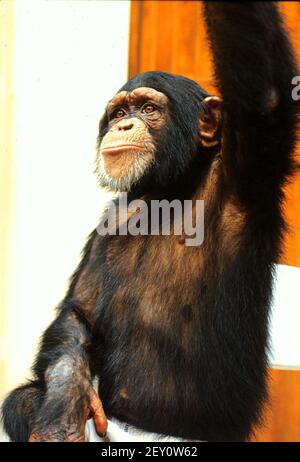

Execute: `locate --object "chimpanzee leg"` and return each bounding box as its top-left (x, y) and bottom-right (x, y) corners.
top-left (2, 381), bottom-right (44, 442)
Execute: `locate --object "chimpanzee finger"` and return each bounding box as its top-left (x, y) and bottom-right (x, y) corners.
top-left (88, 388), bottom-right (107, 436)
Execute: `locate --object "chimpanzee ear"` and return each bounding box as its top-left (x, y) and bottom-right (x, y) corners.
top-left (199, 96), bottom-right (222, 148)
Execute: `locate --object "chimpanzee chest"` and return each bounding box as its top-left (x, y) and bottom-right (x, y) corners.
top-left (98, 232), bottom-right (207, 338)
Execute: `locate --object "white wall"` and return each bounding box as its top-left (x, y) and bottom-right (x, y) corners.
top-left (269, 264), bottom-right (300, 369)
top-left (2, 0), bottom-right (130, 396)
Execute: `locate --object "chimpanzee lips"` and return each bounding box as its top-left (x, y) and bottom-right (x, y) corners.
top-left (102, 144), bottom-right (143, 155)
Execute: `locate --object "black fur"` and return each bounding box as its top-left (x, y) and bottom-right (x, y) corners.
top-left (2, 2), bottom-right (298, 442)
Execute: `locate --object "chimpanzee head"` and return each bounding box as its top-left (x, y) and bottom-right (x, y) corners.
top-left (96, 71), bottom-right (222, 194)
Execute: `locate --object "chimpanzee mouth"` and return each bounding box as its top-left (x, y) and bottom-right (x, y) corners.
top-left (102, 144), bottom-right (144, 155)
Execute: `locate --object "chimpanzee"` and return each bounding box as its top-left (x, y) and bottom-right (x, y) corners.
top-left (2, 2), bottom-right (298, 442)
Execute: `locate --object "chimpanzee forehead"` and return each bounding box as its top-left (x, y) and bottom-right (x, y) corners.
top-left (107, 87), bottom-right (168, 112)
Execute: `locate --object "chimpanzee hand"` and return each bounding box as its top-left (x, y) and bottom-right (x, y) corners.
top-left (28, 355), bottom-right (107, 442)
top-left (29, 384), bottom-right (107, 442)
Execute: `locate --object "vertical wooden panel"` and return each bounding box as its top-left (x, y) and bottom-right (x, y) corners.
top-left (128, 0), bottom-right (142, 77)
top-left (253, 369), bottom-right (300, 442)
top-left (129, 1), bottom-right (300, 441)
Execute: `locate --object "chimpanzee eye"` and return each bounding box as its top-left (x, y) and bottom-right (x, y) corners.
top-left (114, 109), bottom-right (126, 119)
top-left (141, 104), bottom-right (156, 114)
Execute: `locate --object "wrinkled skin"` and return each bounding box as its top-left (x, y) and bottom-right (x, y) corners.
top-left (29, 385), bottom-right (107, 442)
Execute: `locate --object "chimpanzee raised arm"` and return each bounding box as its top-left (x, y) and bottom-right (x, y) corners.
top-left (203, 2), bottom-right (298, 202)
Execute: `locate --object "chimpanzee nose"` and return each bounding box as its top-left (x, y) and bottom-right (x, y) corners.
top-left (117, 121), bottom-right (134, 131)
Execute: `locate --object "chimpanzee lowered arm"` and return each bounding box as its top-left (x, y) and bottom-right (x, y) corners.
top-left (203, 2), bottom-right (298, 203)
top-left (2, 231), bottom-right (107, 442)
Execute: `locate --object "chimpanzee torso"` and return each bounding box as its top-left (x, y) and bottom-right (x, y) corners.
top-left (90, 158), bottom-right (274, 441)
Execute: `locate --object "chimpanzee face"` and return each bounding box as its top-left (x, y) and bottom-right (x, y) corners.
top-left (96, 87), bottom-right (170, 192)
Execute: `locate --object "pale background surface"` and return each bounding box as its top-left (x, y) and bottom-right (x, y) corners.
top-left (269, 264), bottom-right (300, 368)
top-left (0, 0), bottom-right (130, 401)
